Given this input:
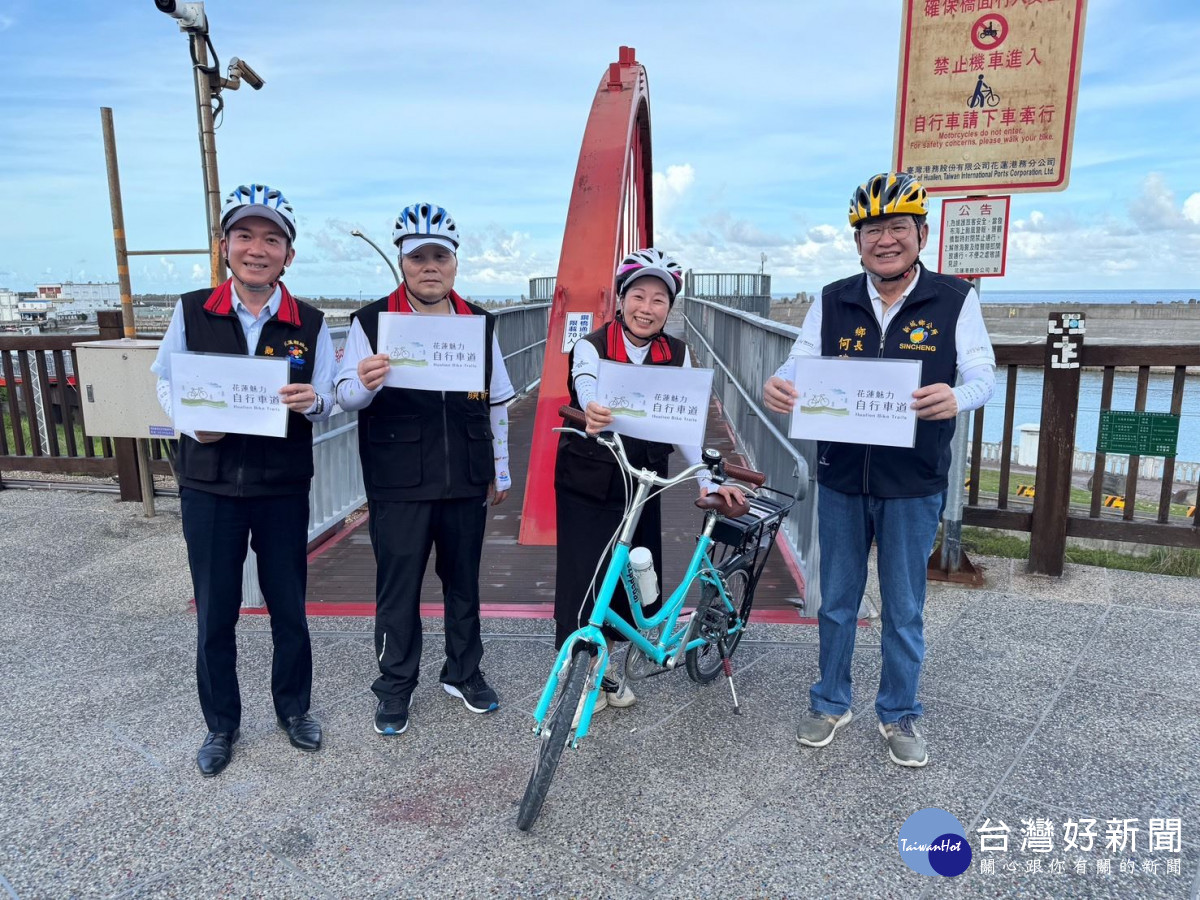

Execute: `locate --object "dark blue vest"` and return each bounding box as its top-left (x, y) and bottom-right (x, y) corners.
top-left (815, 265), bottom-right (970, 498)
top-left (352, 297), bottom-right (496, 502)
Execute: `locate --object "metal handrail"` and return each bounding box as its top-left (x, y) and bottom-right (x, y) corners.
top-left (682, 316), bottom-right (809, 499)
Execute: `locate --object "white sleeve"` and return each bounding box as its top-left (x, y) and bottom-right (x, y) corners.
top-left (952, 362), bottom-right (996, 413)
top-left (570, 339), bottom-right (602, 408)
top-left (333, 319), bottom-right (382, 411)
top-left (677, 441), bottom-right (715, 493)
top-left (150, 301), bottom-right (198, 439)
top-left (149, 301), bottom-right (186, 381)
top-left (773, 293), bottom-right (823, 383)
top-left (303, 320), bottom-right (336, 421)
top-left (490, 401), bottom-right (511, 490)
top-left (955, 286), bottom-right (996, 371)
top-left (489, 332), bottom-right (516, 405)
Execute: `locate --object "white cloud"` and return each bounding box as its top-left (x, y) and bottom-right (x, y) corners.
top-left (652, 164), bottom-right (695, 221)
top-left (1183, 192), bottom-right (1200, 226)
top-left (1129, 173), bottom-right (1187, 232)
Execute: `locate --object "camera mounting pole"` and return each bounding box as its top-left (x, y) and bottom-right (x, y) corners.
top-left (154, 1), bottom-right (265, 286)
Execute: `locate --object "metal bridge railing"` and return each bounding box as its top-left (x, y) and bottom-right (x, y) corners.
top-left (528, 277), bottom-right (556, 303)
top-left (680, 295), bottom-right (819, 610)
top-left (495, 303), bottom-right (551, 395)
top-left (244, 306), bottom-right (551, 608)
top-left (683, 272), bottom-right (773, 319)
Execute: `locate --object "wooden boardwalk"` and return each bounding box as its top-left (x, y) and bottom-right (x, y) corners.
top-left (306, 395), bottom-right (806, 620)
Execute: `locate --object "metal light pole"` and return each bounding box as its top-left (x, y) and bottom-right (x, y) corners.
top-left (350, 230), bottom-right (401, 289)
top-left (154, 1), bottom-right (266, 285)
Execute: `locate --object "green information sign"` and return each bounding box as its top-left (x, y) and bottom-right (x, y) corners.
top-left (1097, 411), bottom-right (1180, 457)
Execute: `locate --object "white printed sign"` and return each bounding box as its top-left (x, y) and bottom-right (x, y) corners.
top-left (937, 196), bottom-right (1010, 277)
top-left (377, 312), bottom-right (486, 393)
top-left (170, 352), bottom-right (290, 437)
top-left (788, 356), bottom-right (922, 448)
top-left (595, 360), bottom-right (713, 447)
top-left (562, 312), bottom-right (593, 353)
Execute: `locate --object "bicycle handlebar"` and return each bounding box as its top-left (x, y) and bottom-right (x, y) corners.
top-left (557, 405), bottom-right (766, 487)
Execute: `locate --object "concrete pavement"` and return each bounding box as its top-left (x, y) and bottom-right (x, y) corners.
top-left (1, 488), bottom-right (1198, 899)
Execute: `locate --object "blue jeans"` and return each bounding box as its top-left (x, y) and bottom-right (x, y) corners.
top-left (810, 485), bottom-right (943, 724)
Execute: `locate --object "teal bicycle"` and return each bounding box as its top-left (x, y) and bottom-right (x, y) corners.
top-left (516, 405), bottom-right (795, 831)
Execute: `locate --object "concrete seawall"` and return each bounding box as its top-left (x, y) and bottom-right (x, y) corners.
top-left (770, 300), bottom-right (1200, 345)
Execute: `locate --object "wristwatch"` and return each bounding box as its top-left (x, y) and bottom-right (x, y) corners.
top-left (312, 394), bottom-right (325, 416)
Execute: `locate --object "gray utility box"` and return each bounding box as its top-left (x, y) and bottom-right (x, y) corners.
top-left (74, 339), bottom-right (177, 439)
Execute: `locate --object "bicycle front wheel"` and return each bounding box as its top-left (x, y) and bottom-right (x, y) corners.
top-left (516, 649), bottom-right (591, 831)
top-left (686, 561), bottom-right (754, 684)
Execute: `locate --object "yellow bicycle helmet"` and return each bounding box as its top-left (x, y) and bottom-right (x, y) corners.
top-left (848, 172), bottom-right (928, 227)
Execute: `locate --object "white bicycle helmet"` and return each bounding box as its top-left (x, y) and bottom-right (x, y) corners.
top-left (220, 184), bottom-right (297, 242)
top-left (392, 202), bottom-right (460, 254)
top-left (614, 248), bottom-right (683, 302)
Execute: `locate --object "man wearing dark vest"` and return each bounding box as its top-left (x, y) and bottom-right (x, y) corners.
top-left (335, 202), bottom-right (515, 737)
top-left (764, 173), bottom-right (995, 767)
top-left (554, 248), bottom-right (743, 719)
top-left (152, 184), bottom-right (334, 776)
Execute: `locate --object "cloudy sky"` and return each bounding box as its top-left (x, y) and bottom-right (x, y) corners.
top-left (0, 1), bottom-right (1197, 299)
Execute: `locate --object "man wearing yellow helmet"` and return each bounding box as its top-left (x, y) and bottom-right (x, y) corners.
top-left (763, 172), bottom-right (995, 768)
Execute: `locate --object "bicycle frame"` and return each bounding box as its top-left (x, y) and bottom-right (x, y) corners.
top-left (531, 434), bottom-right (741, 745)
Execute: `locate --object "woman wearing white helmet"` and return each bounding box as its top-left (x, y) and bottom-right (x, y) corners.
top-left (552, 248), bottom-right (744, 718)
top-left (151, 182), bottom-right (335, 775)
top-left (335, 202), bottom-right (517, 737)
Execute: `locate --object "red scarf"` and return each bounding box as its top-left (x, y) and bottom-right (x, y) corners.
top-left (605, 320), bottom-right (673, 364)
top-left (203, 279), bottom-right (301, 326)
top-left (385, 284), bottom-right (474, 315)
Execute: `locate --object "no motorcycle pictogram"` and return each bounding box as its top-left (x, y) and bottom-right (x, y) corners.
top-left (971, 13), bottom-right (1009, 51)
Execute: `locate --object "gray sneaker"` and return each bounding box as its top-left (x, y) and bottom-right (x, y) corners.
top-left (796, 709), bottom-right (853, 748)
top-left (878, 715), bottom-right (929, 767)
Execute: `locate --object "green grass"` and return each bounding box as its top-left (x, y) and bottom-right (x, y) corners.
top-left (961, 526), bottom-right (1200, 577)
top-left (2, 413), bottom-right (100, 458)
top-left (968, 466), bottom-right (1191, 517)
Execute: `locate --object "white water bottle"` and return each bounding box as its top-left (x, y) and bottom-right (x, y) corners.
top-left (629, 546), bottom-right (658, 608)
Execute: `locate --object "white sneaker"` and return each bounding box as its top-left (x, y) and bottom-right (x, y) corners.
top-left (601, 674), bottom-right (636, 708)
top-left (572, 684), bottom-right (607, 729)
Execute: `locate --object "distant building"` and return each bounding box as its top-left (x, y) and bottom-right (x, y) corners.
top-left (0, 288), bottom-right (20, 324)
top-left (17, 298), bottom-right (52, 324)
top-left (30, 282), bottom-right (121, 325)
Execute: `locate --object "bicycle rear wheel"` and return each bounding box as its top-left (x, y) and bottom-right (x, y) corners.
top-left (686, 561), bottom-right (754, 684)
top-left (516, 649), bottom-right (591, 831)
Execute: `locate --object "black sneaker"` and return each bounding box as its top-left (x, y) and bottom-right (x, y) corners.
top-left (374, 697), bottom-right (412, 736)
top-left (442, 670), bottom-right (499, 714)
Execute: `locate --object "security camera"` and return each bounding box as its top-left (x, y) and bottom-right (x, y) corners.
top-left (229, 57), bottom-right (265, 90)
top-left (154, 0), bottom-right (207, 32)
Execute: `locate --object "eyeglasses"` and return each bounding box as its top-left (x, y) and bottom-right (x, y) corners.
top-left (860, 220), bottom-right (917, 242)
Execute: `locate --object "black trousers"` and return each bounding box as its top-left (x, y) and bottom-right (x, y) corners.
top-left (368, 496), bottom-right (488, 701)
top-left (180, 488), bottom-right (313, 733)
top-left (554, 488), bottom-right (664, 649)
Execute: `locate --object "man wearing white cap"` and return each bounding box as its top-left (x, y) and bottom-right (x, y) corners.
top-left (335, 202), bottom-right (515, 737)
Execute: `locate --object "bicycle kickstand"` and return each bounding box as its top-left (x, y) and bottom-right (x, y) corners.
top-left (717, 638), bottom-right (741, 716)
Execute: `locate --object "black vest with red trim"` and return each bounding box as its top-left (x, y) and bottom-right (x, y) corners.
top-left (815, 264), bottom-right (967, 498)
top-left (173, 281), bottom-right (323, 497)
top-left (351, 287), bottom-right (496, 502)
top-left (554, 323), bottom-right (687, 507)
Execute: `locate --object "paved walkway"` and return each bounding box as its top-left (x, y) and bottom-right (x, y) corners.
top-left (305, 395), bottom-right (806, 615)
top-left (2, 488), bottom-right (1199, 898)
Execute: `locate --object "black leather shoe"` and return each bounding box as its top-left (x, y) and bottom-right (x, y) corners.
top-left (278, 713), bottom-right (322, 751)
top-left (196, 729), bottom-right (239, 777)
